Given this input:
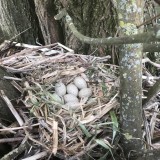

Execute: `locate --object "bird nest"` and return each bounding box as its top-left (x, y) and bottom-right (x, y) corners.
top-left (0, 42), bottom-right (120, 159)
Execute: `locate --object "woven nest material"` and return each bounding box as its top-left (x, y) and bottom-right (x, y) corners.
top-left (0, 42), bottom-right (120, 159)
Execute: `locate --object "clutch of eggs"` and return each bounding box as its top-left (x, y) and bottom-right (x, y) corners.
top-left (54, 76), bottom-right (92, 110)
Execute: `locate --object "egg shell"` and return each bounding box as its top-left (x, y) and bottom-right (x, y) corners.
top-left (65, 102), bottom-right (80, 110)
top-left (64, 94), bottom-right (79, 103)
top-left (55, 82), bottom-right (66, 96)
top-left (79, 88), bottom-right (92, 98)
top-left (74, 76), bottom-right (87, 89)
top-left (67, 83), bottom-right (78, 96)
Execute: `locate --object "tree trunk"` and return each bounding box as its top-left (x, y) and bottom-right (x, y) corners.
top-left (0, 0), bottom-right (44, 122)
top-left (55, 0), bottom-right (118, 56)
top-left (0, 1), bottom-right (65, 157)
top-left (117, 0), bottom-right (144, 155)
top-left (34, 0), bottom-right (64, 44)
top-left (0, 0), bottom-right (43, 44)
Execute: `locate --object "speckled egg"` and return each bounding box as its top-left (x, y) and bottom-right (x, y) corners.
top-left (64, 94), bottom-right (79, 103)
top-left (66, 83), bottom-right (78, 96)
top-left (74, 76), bottom-right (87, 89)
top-left (55, 82), bottom-right (66, 96)
top-left (79, 88), bottom-right (92, 98)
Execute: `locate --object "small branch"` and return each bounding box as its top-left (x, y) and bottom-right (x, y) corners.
top-left (142, 75), bottom-right (159, 80)
top-left (3, 76), bottom-right (22, 81)
top-left (0, 122), bottom-right (16, 134)
top-left (21, 151), bottom-right (48, 160)
top-left (55, 9), bottom-right (160, 45)
top-left (0, 123), bottom-right (40, 132)
top-left (0, 135), bottom-right (38, 143)
top-left (0, 137), bottom-right (25, 143)
top-left (143, 80), bottom-right (160, 106)
top-left (142, 58), bottom-right (160, 68)
top-left (143, 43), bottom-right (160, 52)
top-left (137, 14), bottom-right (160, 28)
top-left (9, 27), bottom-right (31, 41)
top-left (1, 142), bottom-right (29, 160)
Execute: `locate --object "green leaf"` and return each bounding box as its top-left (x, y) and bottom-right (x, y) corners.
top-left (95, 139), bottom-right (111, 150)
top-left (101, 82), bottom-right (108, 94)
top-left (95, 139), bottom-right (115, 160)
top-left (110, 111), bottom-right (118, 143)
top-left (78, 122), bottom-right (92, 138)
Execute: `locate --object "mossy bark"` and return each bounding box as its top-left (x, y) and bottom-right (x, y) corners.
top-left (116, 0), bottom-right (144, 155)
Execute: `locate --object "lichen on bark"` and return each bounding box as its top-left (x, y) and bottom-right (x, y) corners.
top-left (116, 0), bottom-right (144, 155)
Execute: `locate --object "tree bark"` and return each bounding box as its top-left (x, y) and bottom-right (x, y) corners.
top-left (0, 0), bottom-right (45, 123)
top-left (0, 0), bottom-right (43, 44)
top-left (55, 0), bottom-right (118, 55)
top-left (117, 0), bottom-right (144, 155)
top-left (34, 0), bottom-right (64, 44)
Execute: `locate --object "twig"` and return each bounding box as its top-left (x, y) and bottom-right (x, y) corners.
top-left (52, 120), bottom-right (58, 155)
top-left (5, 40), bottom-right (74, 53)
top-left (0, 135), bottom-right (38, 143)
top-left (11, 80), bottom-right (24, 93)
top-left (137, 14), bottom-right (160, 28)
top-left (0, 122), bottom-right (16, 134)
top-left (57, 42), bottom-right (74, 53)
top-left (142, 75), bottom-right (159, 80)
top-left (3, 76), bottom-right (22, 81)
top-left (9, 27), bottom-right (31, 41)
top-left (0, 142), bottom-right (29, 160)
top-left (21, 151), bottom-right (48, 160)
top-left (0, 123), bottom-right (40, 132)
top-left (142, 57), bottom-right (160, 68)
top-left (23, 126), bottom-right (50, 151)
top-left (143, 80), bottom-right (160, 106)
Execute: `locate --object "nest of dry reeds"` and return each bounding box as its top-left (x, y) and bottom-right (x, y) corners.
top-left (0, 42), bottom-right (120, 159)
